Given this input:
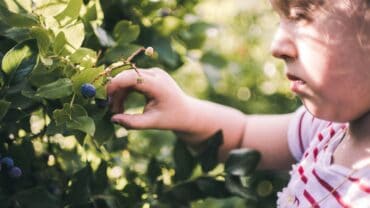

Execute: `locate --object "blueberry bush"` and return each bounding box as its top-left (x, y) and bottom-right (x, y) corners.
top-left (0, 0), bottom-right (296, 207)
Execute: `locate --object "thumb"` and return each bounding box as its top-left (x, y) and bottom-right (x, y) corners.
top-left (111, 113), bottom-right (155, 129)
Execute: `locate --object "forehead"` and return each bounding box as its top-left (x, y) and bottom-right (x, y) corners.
top-left (270, 0), bottom-right (325, 15)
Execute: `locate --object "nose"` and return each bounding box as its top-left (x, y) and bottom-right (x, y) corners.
top-left (270, 24), bottom-right (298, 62)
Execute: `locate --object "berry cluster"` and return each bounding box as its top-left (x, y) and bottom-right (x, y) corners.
top-left (0, 156), bottom-right (22, 178)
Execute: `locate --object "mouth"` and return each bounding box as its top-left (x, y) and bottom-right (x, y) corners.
top-left (286, 73), bottom-right (306, 92)
top-left (286, 73), bottom-right (305, 83)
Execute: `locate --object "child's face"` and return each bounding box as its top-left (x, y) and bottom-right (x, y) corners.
top-left (270, 0), bottom-right (370, 122)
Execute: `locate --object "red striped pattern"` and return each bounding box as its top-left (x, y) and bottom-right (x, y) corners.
top-left (313, 148), bottom-right (319, 162)
top-left (318, 133), bottom-right (324, 141)
top-left (348, 177), bottom-right (370, 194)
top-left (298, 165), bottom-right (308, 184)
top-left (304, 190), bottom-right (320, 208)
top-left (329, 128), bottom-right (336, 137)
top-left (312, 169), bottom-right (351, 208)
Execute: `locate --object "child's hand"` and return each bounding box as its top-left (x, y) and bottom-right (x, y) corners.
top-left (107, 68), bottom-right (192, 131)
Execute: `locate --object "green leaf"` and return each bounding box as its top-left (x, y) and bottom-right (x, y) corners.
top-left (53, 23), bottom-right (85, 55)
top-left (0, 71), bottom-right (4, 88)
top-left (1, 27), bottom-right (31, 42)
top-left (91, 23), bottom-right (116, 47)
top-left (91, 160), bottom-right (108, 195)
top-left (225, 148), bottom-right (261, 176)
top-left (30, 27), bottom-right (53, 55)
top-left (0, 100), bottom-right (11, 121)
top-left (35, 78), bottom-right (73, 99)
top-left (173, 140), bottom-right (196, 182)
top-left (1, 39), bottom-right (38, 83)
top-left (53, 32), bottom-right (70, 55)
top-left (179, 22), bottom-right (212, 49)
top-left (155, 16), bottom-right (182, 36)
top-left (29, 65), bottom-right (62, 87)
top-left (82, 0), bottom-right (103, 24)
top-left (70, 48), bottom-right (97, 68)
top-left (147, 158), bottom-right (162, 184)
top-left (120, 183), bottom-right (145, 204)
top-left (201, 51), bottom-right (228, 68)
top-left (225, 175), bottom-right (257, 201)
top-left (8, 139), bottom-right (35, 174)
top-left (65, 165), bottom-right (93, 206)
top-left (162, 180), bottom-right (203, 205)
top-left (53, 103), bottom-right (88, 125)
top-left (66, 116), bottom-right (95, 136)
top-left (71, 66), bottom-right (104, 94)
top-left (152, 36), bottom-right (182, 70)
top-left (32, 2), bottom-right (65, 17)
top-left (54, 0), bottom-right (83, 26)
top-left (62, 21), bottom-right (85, 51)
top-left (103, 137), bottom-right (128, 152)
top-left (195, 177), bottom-right (231, 198)
top-left (197, 130), bottom-right (223, 172)
top-left (102, 44), bottom-right (142, 64)
top-left (1, 0), bottom-right (32, 13)
top-left (0, 4), bottom-right (38, 27)
top-left (113, 20), bottom-right (140, 44)
top-left (93, 118), bottom-right (114, 145)
top-left (14, 187), bottom-right (59, 208)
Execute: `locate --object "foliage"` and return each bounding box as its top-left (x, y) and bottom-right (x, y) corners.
top-left (0, 0), bottom-right (295, 207)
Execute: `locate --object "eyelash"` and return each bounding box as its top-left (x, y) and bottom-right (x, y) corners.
top-left (289, 9), bottom-right (311, 22)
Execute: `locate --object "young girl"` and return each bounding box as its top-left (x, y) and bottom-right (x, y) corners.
top-left (107, 0), bottom-right (370, 207)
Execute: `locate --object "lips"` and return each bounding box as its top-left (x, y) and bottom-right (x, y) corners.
top-left (286, 73), bottom-right (306, 93)
top-left (286, 74), bottom-right (305, 83)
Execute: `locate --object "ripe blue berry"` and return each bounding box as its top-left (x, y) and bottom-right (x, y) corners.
top-left (80, 83), bottom-right (96, 98)
top-left (95, 98), bottom-right (108, 108)
top-left (1, 157), bottom-right (14, 169)
top-left (8, 166), bottom-right (22, 178)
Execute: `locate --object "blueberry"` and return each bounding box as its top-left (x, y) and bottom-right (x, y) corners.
top-left (95, 98), bottom-right (108, 108)
top-left (1, 157), bottom-right (14, 169)
top-left (80, 83), bottom-right (96, 98)
top-left (8, 166), bottom-right (22, 178)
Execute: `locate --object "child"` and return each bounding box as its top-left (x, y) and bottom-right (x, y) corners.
top-left (107, 0), bottom-right (370, 207)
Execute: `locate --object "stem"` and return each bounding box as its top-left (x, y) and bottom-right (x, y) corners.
top-left (92, 61), bottom-right (131, 83)
top-left (69, 93), bottom-right (76, 108)
top-left (91, 47), bottom-right (146, 84)
top-left (126, 47), bottom-right (145, 63)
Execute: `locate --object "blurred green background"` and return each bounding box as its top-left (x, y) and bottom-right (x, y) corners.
top-left (0, 0), bottom-right (301, 207)
top-left (172, 0), bottom-right (299, 113)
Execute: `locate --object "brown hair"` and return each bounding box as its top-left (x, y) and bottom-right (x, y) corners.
top-left (270, 0), bottom-right (325, 18)
top-left (271, 0), bottom-right (370, 49)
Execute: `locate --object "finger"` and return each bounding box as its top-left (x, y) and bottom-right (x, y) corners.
top-left (107, 69), bottom-right (153, 98)
top-left (111, 112), bottom-right (157, 129)
top-left (109, 89), bottom-right (128, 114)
top-left (107, 69), bottom-right (153, 113)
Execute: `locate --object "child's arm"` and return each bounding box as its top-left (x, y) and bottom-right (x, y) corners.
top-left (107, 68), bottom-right (296, 170)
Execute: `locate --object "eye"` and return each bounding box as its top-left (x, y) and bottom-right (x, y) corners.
top-left (289, 8), bottom-right (311, 22)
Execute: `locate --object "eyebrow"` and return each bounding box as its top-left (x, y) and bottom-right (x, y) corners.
top-left (270, 0), bottom-right (325, 17)
top-left (270, 0), bottom-right (290, 16)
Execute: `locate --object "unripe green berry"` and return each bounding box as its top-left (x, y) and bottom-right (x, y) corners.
top-left (145, 47), bottom-right (154, 57)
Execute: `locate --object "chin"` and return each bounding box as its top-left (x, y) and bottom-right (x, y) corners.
top-left (302, 102), bottom-right (348, 123)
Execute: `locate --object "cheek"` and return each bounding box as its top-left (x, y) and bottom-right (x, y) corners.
top-left (298, 39), bottom-right (331, 85)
